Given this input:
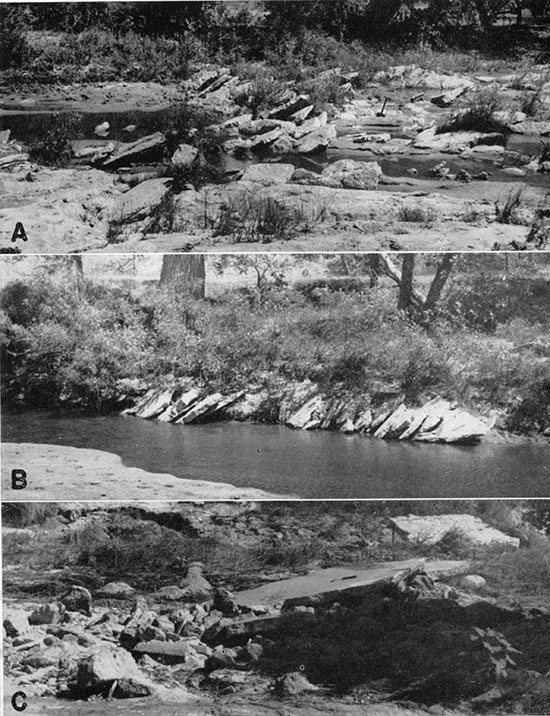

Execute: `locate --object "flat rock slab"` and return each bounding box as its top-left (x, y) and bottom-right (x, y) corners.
top-left (1, 443), bottom-right (291, 501)
top-left (390, 514), bottom-right (520, 548)
top-left (235, 559), bottom-right (470, 609)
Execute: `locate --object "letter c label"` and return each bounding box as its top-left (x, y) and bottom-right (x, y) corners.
top-left (12, 692), bottom-right (27, 711)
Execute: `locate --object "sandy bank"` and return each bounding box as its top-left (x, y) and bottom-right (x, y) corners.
top-left (1, 443), bottom-right (291, 501)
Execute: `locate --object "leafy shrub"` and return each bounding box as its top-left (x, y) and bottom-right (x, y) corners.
top-left (213, 194), bottom-right (309, 243)
top-left (437, 90), bottom-right (509, 134)
top-left (495, 188), bottom-right (525, 224)
top-left (28, 113), bottom-right (80, 166)
top-left (397, 204), bottom-right (438, 225)
top-left (0, 5), bottom-right (27, 69)
top-left (1, 277), bottom-right (154, 410)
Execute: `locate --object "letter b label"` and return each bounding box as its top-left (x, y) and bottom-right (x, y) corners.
top-left (11, 469), bottom-right (27, 489)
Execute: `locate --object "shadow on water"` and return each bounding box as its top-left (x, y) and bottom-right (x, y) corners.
top-left (3, 410), bottom-right (549, 498)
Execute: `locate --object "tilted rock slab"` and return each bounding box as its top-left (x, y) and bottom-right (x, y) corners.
top-left (234, 559), bottom-right (470, 610)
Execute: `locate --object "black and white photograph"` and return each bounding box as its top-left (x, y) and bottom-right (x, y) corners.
top-left (2, 2), bottom-right (550, 715)
top-left (1, 1), bottom-right (550, 253)
top-left (3, 499), bottom-right (550, 715)
top-left (1, 252), bottom-right (549, 500)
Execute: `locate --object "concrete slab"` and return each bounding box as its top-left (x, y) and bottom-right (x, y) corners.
top-left (235, 559), bottom-right (470, 609)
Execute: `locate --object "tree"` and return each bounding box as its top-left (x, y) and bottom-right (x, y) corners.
top-left (211, 255), bottom-right (293, 301)
top-left (158, 255), bottom-right (206, 299)
top-left (380, 253), bottom-right (458, 323)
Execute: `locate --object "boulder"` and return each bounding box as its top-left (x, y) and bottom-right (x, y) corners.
top-left (510, 120), bottom-right (550, 136)
top-left (276, 671), bottom-right (320, 696)
top-left (29, 603), bottom-right (65, 626)
top-left (290, 168), bottom-right (340, 188)
top-left (354, 408), bottom-right (373, 432)
top-left (166, 387), bottom-right (202, 422)
top-left (374, 404), bottom-right (417, 439)
top-left (113, 178), bottom-right (171, 223)
top-left (267, 94), bottom-right (312, 121)
top-left (250, 127), bottom-right (284, 151)
top-left (224, 390), bottom-right (270, 421)
top-left (96, 581), bottom-right (136, 599)
top-left (213, 613), bottom-right (315, 644)
top-left (171, 143), bottom-right (199, 168)
top-left (294, 125), bottom-right (336, 154)
top-left (430, 86), bottom-right (469, 108)
top-left (213, 588), bottom-right (240, 617)
top-left (180, 562), bottom-right (212, 601)
top-left (72, 647), bottom-right (148, 697)
top-left (286, 395), bottom-right (327, 430)
top-left (389, 515), bottom-right (520, 548)
top-left (102, 132), bottom-right (165, 167)
top-left (414, 127), bottom-right (504, 153)
top-left (133, 639), bottom-right (200, 663)
top-left (128, 387), bottom-right (174, 420)
top-left (460, 575), bottom-right (487, 590)
top-left (289, 104), bottom-right (314, 123)
top-left (4, 609), bottom-right (31, 638)
top-left (70, 140), bottom-right (116, 163)
top-left (140, 625), bottom-right (166, 642)
top-left (434, 408), bottom-right (493, 444)
top-left (175, 392), bottom-right (242, 424)
top-left (241, 163), bottom-right (295, 185)
top-left (293, 111), bottom-right (328, 139)
top-left (321, 159), bottom-right (382, 190)
top-left (22, 645), bottom-right (65, 669)
top-left (279, 380), bottom-right (319, 423)
top-left (94, 121), bottom-right (109, 137)
top-left (60, 586), bottom-right (92, 617)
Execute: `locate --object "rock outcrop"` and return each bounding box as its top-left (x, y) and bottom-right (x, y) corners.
top-left (124, 380), bottom-right (495, 444)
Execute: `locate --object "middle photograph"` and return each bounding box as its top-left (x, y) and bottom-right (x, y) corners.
top-left (1, 252), bottom-right (549, 501)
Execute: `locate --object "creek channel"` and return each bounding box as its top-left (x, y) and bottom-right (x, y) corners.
top-left (4, 409), bottom-right (549, 498)
top-left (3, 107), bottom-right (550, 189)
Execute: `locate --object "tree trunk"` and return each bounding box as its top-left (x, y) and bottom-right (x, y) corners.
top-left (379, 253), bottom-right (425, 306)
top-left (422, 254), bottom-right (457, 314)
top-left (369, 255), bottom-right (380, 288)
top-left (159, 255), bottom-right (206, 298)
top-left (397, 254), bottom-right (416, 313)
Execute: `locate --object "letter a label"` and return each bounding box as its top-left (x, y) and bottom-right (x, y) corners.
top-left (11, 222), bottom-right (28, 242)
top-left (11, 469), bottom-right (27, 489)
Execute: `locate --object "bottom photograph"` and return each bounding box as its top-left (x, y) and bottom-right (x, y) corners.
top-left (3, 500), bottom-right (550, 716)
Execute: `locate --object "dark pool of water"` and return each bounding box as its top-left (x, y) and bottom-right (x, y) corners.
top-left (0, 108), bottom-right (216, 144)
top-left (3, 411), bottom-right (549, 498)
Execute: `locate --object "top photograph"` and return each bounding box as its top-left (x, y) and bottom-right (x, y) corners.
top-left (1, 0), bottom-right (550, 254)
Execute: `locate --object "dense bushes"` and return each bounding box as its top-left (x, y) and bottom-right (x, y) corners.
top-left (2, 1), bottom-right (548, 85)
top-left (0, 277), bottom-right (154, 411)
